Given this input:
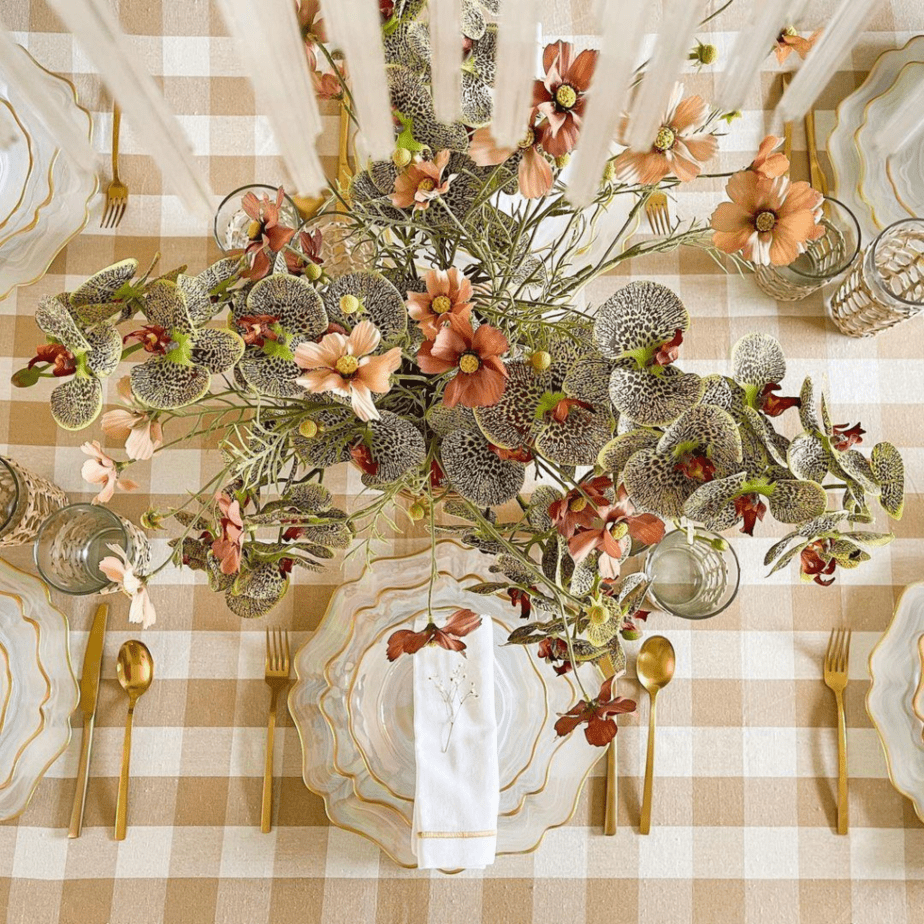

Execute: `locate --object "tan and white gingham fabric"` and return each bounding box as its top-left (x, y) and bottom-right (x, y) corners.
top-left (1, 2), bottom-right (924, 922)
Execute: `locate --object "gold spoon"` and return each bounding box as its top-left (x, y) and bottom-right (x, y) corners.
top-left (637, 635), bottom-right (676, 835)
top-left (114, 640), bottom-right (154, 840)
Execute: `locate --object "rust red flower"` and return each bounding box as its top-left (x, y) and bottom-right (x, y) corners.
top-left (549, 396), bottom-right (593, 423)
top-left (533, 41), bottom-right (597, 157)
top-left (548, 475), bottom-right (612, 539)
top-left (386, 608), bottom-right (482, 661)
top-left (831, 422), bottom-right (865, 451)
top-left (759, 382), bottom-right (801, 417)
top-left (537, 637), bottom-right (573, 675)
top-left (28, 343), bottom-right (76, 377)
top-left (734, 493), bottom-right (767, 536)
top-left (123, 325), bottom-right (172, 355)
top-left (507, 586), bottom-right (535, 619)
top-left (800, 539), bottom-right (837, 586)
top-left (489, 444), bottom-right (533, 464)
top-left (567, 485), bottom-right (665, 579)
top-left (417, 319), bottom-right (509, 409)
top-left (553, 675), bottom-right (637, 747)
top-left (350, 443), bottom-right (379, 477)
top-left (653, 329), bottom-right (684, 367)
top-left (675, 452), bottom-right (716, 483)
top-left (236, 314), bottom-right (281, 347)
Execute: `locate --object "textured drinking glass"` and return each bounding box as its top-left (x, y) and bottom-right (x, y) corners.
top-left (828, 218), bottom-right (924, 336)
top-left (213, 184), bottom-right (300, 254)
top-left (644, 529), bottom-right (740, 620)
top-left (34, 504), bottom-right (150, 595)
top-left (753, 198), bottom-right (861, 301)
top-left (0, 457), bottom-right (68, 548)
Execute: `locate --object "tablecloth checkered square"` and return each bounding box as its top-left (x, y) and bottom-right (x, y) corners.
top-left (1, 1), bottom-right (923, 922)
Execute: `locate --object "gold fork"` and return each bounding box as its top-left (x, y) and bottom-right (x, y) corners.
top-left (100, 104), bottom-right (128, 229)
top-left (645, 191), bottom-right (671, 236)
top-left (261, 628), bottom-right (291, 833)
top-left (823, 627), bottom-right (851, 835)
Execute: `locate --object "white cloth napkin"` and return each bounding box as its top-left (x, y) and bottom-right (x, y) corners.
top-left (411, 615), bottom-right (499, 870)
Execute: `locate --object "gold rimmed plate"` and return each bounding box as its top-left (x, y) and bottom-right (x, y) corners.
top-left (0, 48), bottom-right (97, 303)
top-left (0, 559), bottom-right (77, 821)
top-left (289, 542), bottom-right (604, 868)
top-left (0, 98), bottom-right (33, 233)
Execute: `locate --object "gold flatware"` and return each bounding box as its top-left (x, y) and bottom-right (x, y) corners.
top-left (101, 104), bottom-right (128, 229)
top-left (805, 107), bottom-right (829, 196)
top-left (261, 628), bottom-right (291, 833)
top-left (68, 603), bottom-right (108, 838)
top-left (782, 73), bottom-right (793, 171)
top-left (645, 190), bottom-right (671, 236)
top-left (823, 627), bottom-right (851, 835)
top-left (637, 635), bottom-right (675, 835)
top-left (114, 639), bottom-right (153, 840)
top-left (599, 653), bottom-right (619, 836)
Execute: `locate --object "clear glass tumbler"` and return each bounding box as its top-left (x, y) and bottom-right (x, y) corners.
top-left (0, 457), bottom-right (69, 548)
top-left (212, 184), bottom-right (300, 254)
top-left (644, 528), bottom-right (740, 620)
top-left (828, 218), bottom-right (924, 336)
top-left (753, 198), bottom-right (861, 301)
top-left (34, 504), bottom-right (150, 595)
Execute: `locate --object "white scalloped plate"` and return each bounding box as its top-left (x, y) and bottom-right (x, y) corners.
top-left (867, 582), bottom-right (924, 823)
top-left (289, 543), bottom-right (604, 868)
top-left (0, 559), bottom-right (77, 821)
top-left (828, 36), bottom-right (924, 243)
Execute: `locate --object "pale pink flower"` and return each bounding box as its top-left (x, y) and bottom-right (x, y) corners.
top-left (211, 493), bottom-right (244, 576)
top-left (80, 440), bottom-right (138, 504)
top-left (469, 121), bottom-right (554, 199)
top-left (294, 320), bottom-right (402, 422)
top-left (99, 544), bottom-right (156, 628)
top-left (101, 380), bottom-right (163, 461)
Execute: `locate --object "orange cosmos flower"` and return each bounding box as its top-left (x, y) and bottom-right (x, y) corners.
top-left (407, 267), bottom-right (473, 339)
top-left (391, 150), bottom-right (455, 210)
top-left (417, 319), bottom-right (508, 409)
top-left (710, 171), bottom-right (824, 266)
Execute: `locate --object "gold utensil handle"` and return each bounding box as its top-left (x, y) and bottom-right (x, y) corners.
top-left (111, 105), bottom-right (121, 182)
top-left (604, 738), bottom-right (617, 835)
top-left (261, 688), bottom-right (279, 833)
top-left (835, 689), bottom-right (848, 835)
top-left (781, 74), bottom-right (793, 171)
top-left (805, 110), bottom-right (829, 196)
top-left (115, 703), bottom-right (135, 841)
top-left (68, 714), bottom-right (95, 838)
top-left (640, 693), bottom-right (657, 835)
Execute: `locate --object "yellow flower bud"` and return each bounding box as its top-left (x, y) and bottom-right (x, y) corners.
top-left (340, 294), bottom-right (361, 315)
top-left (588, 603), bottom-right (609, 626)
top-left (299, 419), bottom-right (319, 439)
top-left (305, 261), bottom-right (323, 282)
top-left (554, 153), bottom-right (571, 169)
top-left (530, 350), bottom-right (552, 372)
top-left (408, 501), bottom-right (427, 522)
top-left (392, 148), bottom-right (412, 168)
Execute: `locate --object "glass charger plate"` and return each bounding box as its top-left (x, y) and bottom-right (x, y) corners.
top-left (290, 542), bottom-right (603, 868)
top-left (0, 48), bottom-right (97, 302)
top-left (855, 61), bottom-right (924, 232)
top-left (867, 581), bottom-right (924, 823)
top-left (828, 35), bottom-right (924, 243)
top-left (331, 579), bottom-right (565, 815)
top-left (0, 559), bottom-right (76, 821)
top-left (0, 98), bottom-right (33, 234)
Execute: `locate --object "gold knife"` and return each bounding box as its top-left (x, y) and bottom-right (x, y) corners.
top-left (781, 73), bottom-right (793, 173)
top-left (599, 654), bottom-right (618, 836)
top-left (805, 107), bottom-right (829, 195)
top-left (68, 603), bottom-right (109, 838)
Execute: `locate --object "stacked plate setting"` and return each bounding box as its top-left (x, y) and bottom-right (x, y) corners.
top-left (289, 544), bottom-right (604, 868)
top-left (0, 46), bottom-right (97, 301)
top-left (0, 559), bottom-right (77, 821)
top-left (829, 35), bottom-right (924, 243)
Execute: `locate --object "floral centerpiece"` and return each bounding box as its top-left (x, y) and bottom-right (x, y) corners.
top-left (14, 1), bottom-right (903, 743)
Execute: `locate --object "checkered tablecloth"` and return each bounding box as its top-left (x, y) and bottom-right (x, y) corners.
top-left (2, 1), bottom-right (924, 922)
